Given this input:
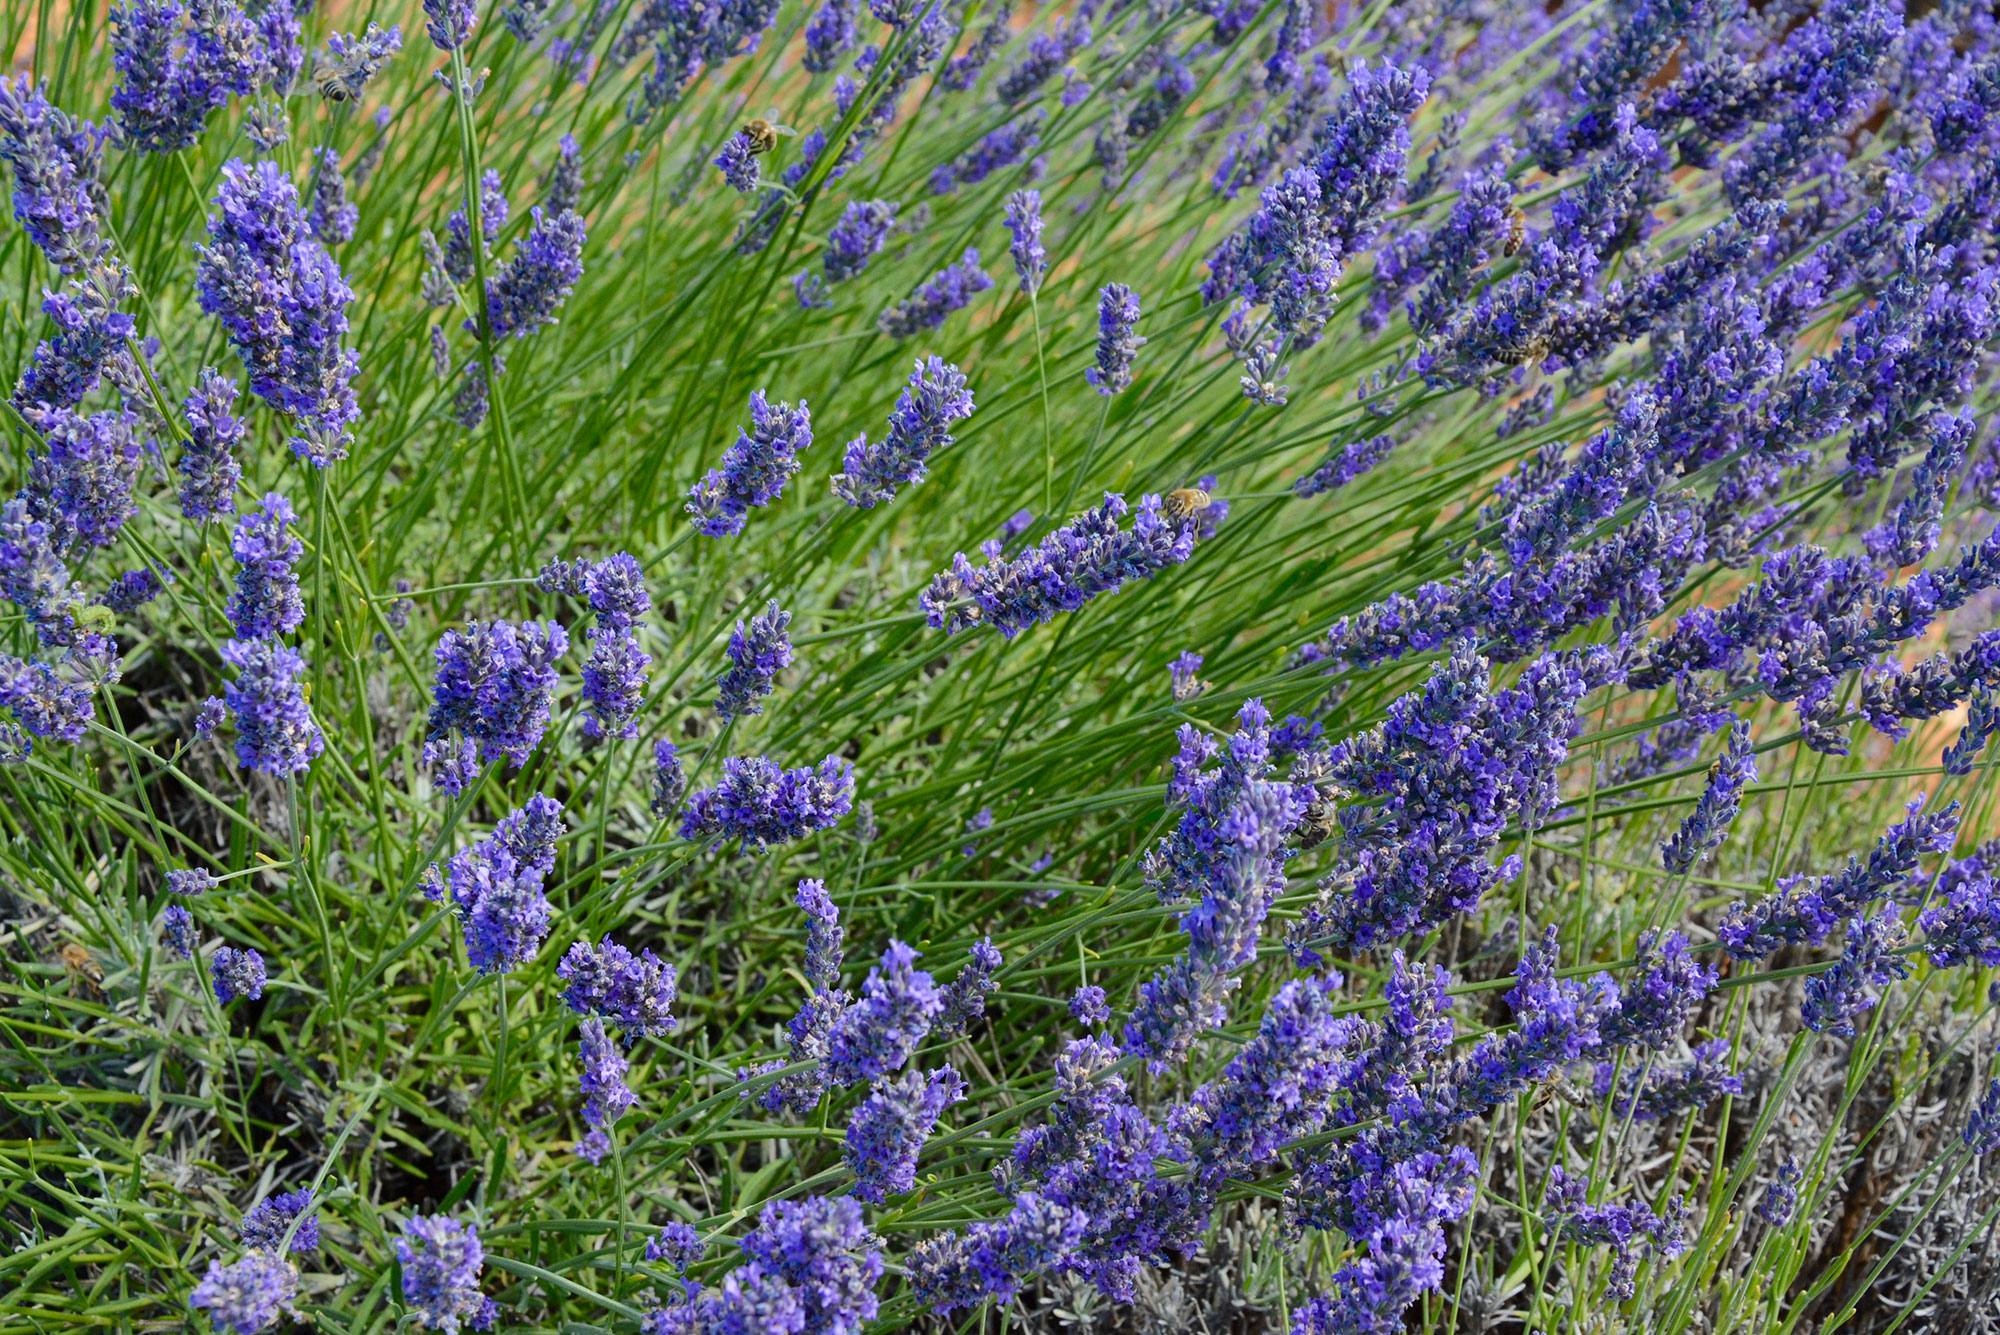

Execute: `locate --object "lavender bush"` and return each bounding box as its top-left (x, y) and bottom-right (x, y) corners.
top-left (5, 0), bottom-right (2000, 1331)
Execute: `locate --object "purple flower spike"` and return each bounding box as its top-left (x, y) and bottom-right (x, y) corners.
top-left (922, 492), bottom-right (1207, 639)
top-left (422, 619), bottom-right (569, 794)
top-left (679, 753), bottom-right (854, 852)
top-left (876, 248), bottom-right (992, 339)
top-left (714, 131), bottom-right (762, 193)
top-left (395, 1214), bottom-right (495, 1334)
top-left (241, 1189), bottom-right (318, 1254)
top-left (558, 934), bottom-right (680, 1037)
top-left (716, 600), bottom-right (793, 719)
top-left (481, 206), bottom-right (585, 341)
top-left (845, 1064), bottom-right (965, 1201)
top-left (832, 356), bottom-right (975, 509)
top-left (226, 493), bottom-right (304, 642)
top-left (194, 159), bottom-right (359, 468)
top-left (221, 638), bottom-right (322, 775)
top-left (825, 940), bottom-right (942, 1086)
top-left (1084, 284), bottom-right (1144, 395)
top-left (688, 391), bottom-right (813, 537)
top-left (1003, 189), bottom-right (1044, 293)
top-left (210, 944), bottom-right (266, 1002)
top-left (189, 1250), bottom-right (300, 1334)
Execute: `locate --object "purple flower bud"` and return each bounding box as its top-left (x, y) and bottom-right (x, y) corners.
top-left (1003, 189), bottom-right (1044, 293)
top-left (796, 877), bottom-right (843, 992)
top-left (307, 148), bottom-right (356, 245)
top-left (558, 934), bottom-right (679, 1036)
top-left (935, 937), bottom-right (1001, 1035)
top-left (162, 904), bottom-right (196, 959)
top-left (1756, 1157), bottom-right (1803, 1225)
top-left (825, 940), bottom-right (942, 1086)
top-left (422, 619), bottom-right (568, 794)
top-left (876, 248), bottom-right (992, 339)
top-left (194, 159), bottom-right (358, 468)
top-left (651, 739), bottom-right (687, 817)
top-left (646, 1221), bottom-right (704, 1268)
top-left (422, 0), bottom-right (477, 50)
top-left (716, 600), bottom-right (793, 719)
top-left (189, 1250), bottom-right (300, 1334)
top-left (922, 492), bottom-right (1205, 640)
top-left (1069, 984), bottom-right (1109, 1026)
top-left (714, 131), bottom-right (762, 193)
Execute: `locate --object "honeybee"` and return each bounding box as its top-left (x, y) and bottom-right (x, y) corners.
top-left (1297, 784), bottom-right (1347, 850)
top-left (741, 112), bottom-right (800, 155)
top-left (1164, 487), bottom-right (1211, 522)
top-left (59, 942), bottom-right (103, 993)
top-left (1502, 209), bottom-right (1527, 257)
top-left (317, 65), bottom-right (356, 102)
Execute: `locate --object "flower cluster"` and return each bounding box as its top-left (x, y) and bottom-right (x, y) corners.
top-left (395, 1214), bottom-right (495, 1333)
top-left (920, 492), bottom-right (1207, 639)
top-left (679, 754), bottom-right (855, 851)
top-left (1124, 699), bottom-right (1311, 1069)
top-left (876, 249), bottom-right (992, 339)
top-left (832, 357), bottom-right (975, 509)
top-left (844, 1064), bottom-right (965, 1201)
top-left (423, 619), bottom-right (570, 794)
top-left (194, 159), bottom-right (358, 467)
top-left (688, 392), bottom-right (813, 537)
top-left (647, 1196), bottom-right (882, 1335)
top-left (424, 795), bottom-right (566, 975)
top-left (716, 600), bottom-right (793, 719)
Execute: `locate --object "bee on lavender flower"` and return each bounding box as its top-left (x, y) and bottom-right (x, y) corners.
top-left (1296, 784), bottom-right (1348, 851)
top-left (740, 112), bottom-right (799, 155)
top-left (1164, 486), bottom-right (1211, 523)
top-left (1503, 208), bottom-right (1527, 257)
top-left (316, 67), bottom-right (356, 102)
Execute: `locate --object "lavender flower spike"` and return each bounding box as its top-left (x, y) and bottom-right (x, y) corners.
top-left (221, 638), bottom-right (323, 775)
top-left (481, 206), bottom-right (586, 341)
top-left (715, 131), bottom-right (762, 193)
top-left (845, 1064), bottom-right (966, 1201)
top-left (921, 491), bottom-right (1206, 639)
top-left (226, 493), bottom-right (304, 642)
top-left (1084, 284), bottom-right (1144, 395)
top-left (833, 356), bottom-right (975, 509)
top-left (876, 248), bottom-right (992, 339)
top-left (1661, 719), bottom-right (1756, 875)
top-left (679, 754), bottom-right (855, 852)
top-left (395, 1214), bottom-right (496, 1334)
top-left (194, 159), bottom-right (359, 468)
top-left (688, 391), bottom-right (813, 537)
top-left (825, 939), bottom-right (943, 1085)
top-left (423, 0), bottom-right (477, 51)
top-left (179, 370), bottom-right (245, 524)
top-left (715, 600), bottom-right (794, 719)
top-left (1003, 190), bottom-right (1044, 294)
top-left (210, 944), bottom-right (266, 1002)
top-left (189, 1251), bottom-right (300, 1334)
top-left (422, 618), bottom-right (569, 794)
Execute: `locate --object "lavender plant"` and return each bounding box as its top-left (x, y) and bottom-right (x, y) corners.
top-left (7, 1), bottom-right (2000, 1333)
